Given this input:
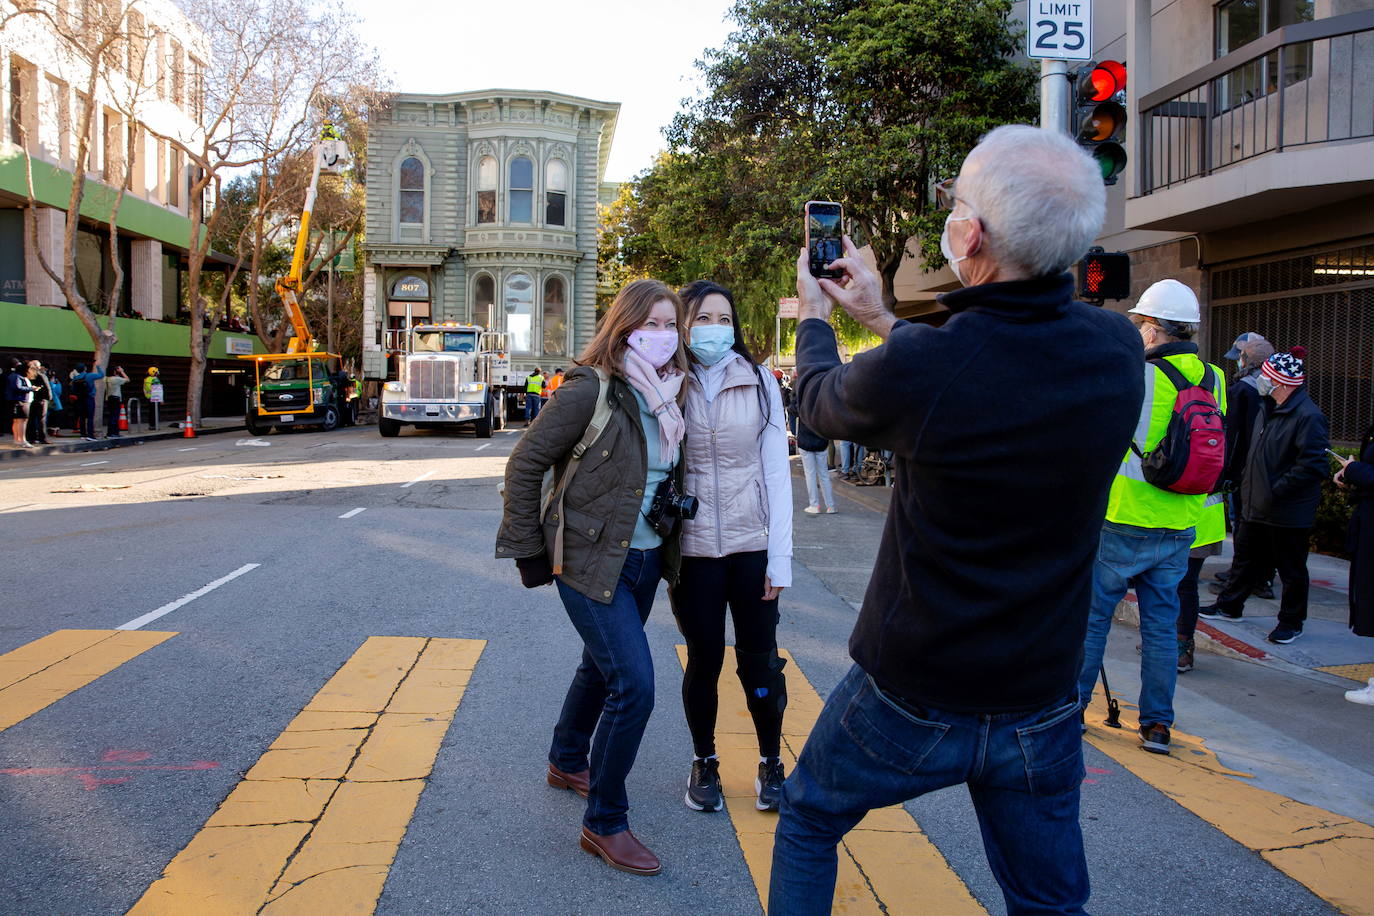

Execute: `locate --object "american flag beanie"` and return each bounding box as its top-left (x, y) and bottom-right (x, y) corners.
top-left (1261, 345), bottom-right (1307, 387)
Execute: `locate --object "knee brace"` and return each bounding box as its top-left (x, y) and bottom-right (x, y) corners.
top-left (736, 648), bottom-right (788, 719)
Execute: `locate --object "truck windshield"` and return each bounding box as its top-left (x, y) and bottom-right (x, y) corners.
top-left (413, 331), bottom-right (476, 353)
top-left (261, 361), bottom-right (327, 382)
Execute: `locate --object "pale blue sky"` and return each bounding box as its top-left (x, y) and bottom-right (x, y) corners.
top-left (347, 0), bottom-right (738, 182)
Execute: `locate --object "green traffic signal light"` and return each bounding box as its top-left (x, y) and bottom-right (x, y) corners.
top-left (1093, 143), bottom-right (1128, 183)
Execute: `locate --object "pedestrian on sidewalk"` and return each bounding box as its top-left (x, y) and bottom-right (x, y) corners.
top-left (1079, 279), bottom-right (1227, 755)
top-left (772, 125), bottom-right (1144, 916)
top-left (45, 371), bottom-right (63, 438)
top-left (797, 417), bottom-right (838, 515)
top-left (670, 280), bottom-right (794, 816)
top-left (496, 279), bottom-right (688, 877)
top-left (1211, 332), bottom-right (1277, 600)
top-left (1176, 494), bottom-right (1227, 673)
top-left (105, 366), bottom-right (129, 439)
top-left (69, 363), bottom-right (104, 440)
top-left (1333, 421), bottom-right (1374, 704)
top-left (1201, 348), bottom-right (1330, 644)
top-left (26, 361), bottom-right (52, 445)
top-left (6, 358), bottom-right (35, 447)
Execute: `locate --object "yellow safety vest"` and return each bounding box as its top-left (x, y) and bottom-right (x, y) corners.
top-left (1105, 352), bottom-right (1228, 532)
top-left (1192, 492), bottom-right (1226, 548)
top-left (526, 374), bottom-right (543, 394)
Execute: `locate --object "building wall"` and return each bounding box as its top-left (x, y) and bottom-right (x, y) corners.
top-left (361, 90), bottom-right (618, 380)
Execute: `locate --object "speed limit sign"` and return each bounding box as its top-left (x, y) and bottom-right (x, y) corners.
top-left (1028, 1), bottom-right (1092, 61)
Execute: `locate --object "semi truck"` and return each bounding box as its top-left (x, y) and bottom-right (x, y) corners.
top-left (378, 323), bottom-right (508, 438)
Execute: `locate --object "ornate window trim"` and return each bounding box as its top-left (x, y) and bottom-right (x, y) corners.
top-left (393, 139), bottom-right (432, 240)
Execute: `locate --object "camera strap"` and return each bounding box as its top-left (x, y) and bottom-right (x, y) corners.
top-left (547, 368), bottom-right (613, 575)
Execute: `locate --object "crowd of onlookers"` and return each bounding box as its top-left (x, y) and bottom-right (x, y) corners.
top-left (4, 358), bottom-right (168, 448)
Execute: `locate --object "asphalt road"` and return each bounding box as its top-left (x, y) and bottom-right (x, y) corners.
top-left (1, 424), bottom-right (1370, 915)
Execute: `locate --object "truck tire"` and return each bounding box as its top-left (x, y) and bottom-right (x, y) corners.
top-left (245, 414), bottom-right (269, 437)
top-left (474, 404), bottom-right (493, 439)
top-left (379, 416), bottom-right (402, 438)
top-left (321, 405), bottom-right (339, 432)
top-left (492, 397), bottom-right (503, 431)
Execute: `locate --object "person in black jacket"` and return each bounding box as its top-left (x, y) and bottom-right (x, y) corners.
top-left (768, 125), bottom-right (1144, 916)
top-left (1211, 333), bottom-right (1277, 600)
top-left (1202, 347), bottom-right (1330, 643)
top-left (1334, 423), bottom-right (1374, 703)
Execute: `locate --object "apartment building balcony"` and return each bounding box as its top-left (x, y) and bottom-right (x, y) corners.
top-left (1126, 9), bottom-right (1374, 233)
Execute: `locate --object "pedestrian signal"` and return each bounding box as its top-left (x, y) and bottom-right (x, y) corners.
top-left (1079, 248), bottom-right (1131, 302)
top-left (1072, 60), bottom-right (1128, 185)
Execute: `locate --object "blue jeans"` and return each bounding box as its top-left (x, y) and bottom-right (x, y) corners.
top-left (837, 441), bottom-right (854, 475)
top-left (1076, 521), bottom-right (1192, 728)
top-left (525, 394), bottom-right (542, 421)
top-left (770, 665), bottom-right (1087, 915)
top-left (549, 547), bottom-right (661, 835)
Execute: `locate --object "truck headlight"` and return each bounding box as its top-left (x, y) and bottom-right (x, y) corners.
top-left (460, 382), bottom-right (486, 393)
top-left (313, 387), bottom-right (328, 405)
top-left (383, 381), bottom-right (405, 393)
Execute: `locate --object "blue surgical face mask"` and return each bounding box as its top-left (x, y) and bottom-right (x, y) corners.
top-left (689, 325), bottom-right (735, 365)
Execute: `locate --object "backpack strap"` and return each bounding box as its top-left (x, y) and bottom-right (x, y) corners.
top-left (1129, 358), bottom-right (1210, 459)
top-left (549, 368), bottom-right (612, 575)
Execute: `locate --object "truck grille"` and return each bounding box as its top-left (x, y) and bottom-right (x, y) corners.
top-left (407, 358), bottom-right (458, 400)
top-left (266, 390), bottom-right (305, 408)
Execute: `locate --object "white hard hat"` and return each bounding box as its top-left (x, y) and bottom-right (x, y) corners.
top-left (1128, 279), bottom-right (1200, 323)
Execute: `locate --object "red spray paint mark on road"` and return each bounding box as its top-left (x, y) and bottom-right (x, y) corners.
top-left (1, 750), bottom-right (218, 790)
top-left (1086, 766), bottom-right (1112, 775)
top-left (1196, 621), bottom-right (1271, 660)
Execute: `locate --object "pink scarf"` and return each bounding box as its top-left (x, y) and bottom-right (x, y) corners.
top-left (622, 349), bottom-right (685, 464)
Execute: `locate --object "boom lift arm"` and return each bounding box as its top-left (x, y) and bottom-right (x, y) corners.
top-left (276, 128), bottom-right (351, 354)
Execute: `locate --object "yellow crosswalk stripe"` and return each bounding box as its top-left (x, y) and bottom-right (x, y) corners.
top-left (0, 629), bottom-right (176, 732)
top-left (1083, 688), bottom-right (1374, 915)
top-left (129, 635), bottom-right (485, 916)
top-left (1315, 662), bottom-right (1374, 683)
top-left (676, 646), bottom-right (987, 915)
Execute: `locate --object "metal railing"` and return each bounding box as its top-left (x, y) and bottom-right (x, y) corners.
top-left (1139, 10), bottom-right (1374, 195)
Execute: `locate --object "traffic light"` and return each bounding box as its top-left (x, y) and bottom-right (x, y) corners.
top-left (1078, 247), bottom-right (1131, 302)
top-left (1072, 60), bottom-right (1128, 185)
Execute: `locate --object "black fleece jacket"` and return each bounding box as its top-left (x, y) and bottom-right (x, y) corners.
top-left (1240, 386), bottom-right (1330, 528)
top-left (794, 273), bottom-right (1144, 713)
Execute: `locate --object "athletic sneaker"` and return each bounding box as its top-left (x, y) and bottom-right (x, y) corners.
top-left (1344, 678), bottom-right (1374, 706)
top-left (1177, 636), bottom-right (1195, 673)
top-left (685, 757), bottom-right (723, 812)
top-left (1139, 723), bottom-right (1171, 754)
top-left (756, 758), bottom-right (785, 812)
top-left (1267, 625), bottom-right (1303, 644)
top-left (1198, 604), bottom-right (1242, 621)
top-left (1253, 581), bottom-right (1276, 600)
top-left (803, 505), bottom-right (821, 515)
top-left (825, 507), bottom-right (838, 514)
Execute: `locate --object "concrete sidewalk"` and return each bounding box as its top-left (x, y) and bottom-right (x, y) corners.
top-left (2, 416), bottom-right (248, 461)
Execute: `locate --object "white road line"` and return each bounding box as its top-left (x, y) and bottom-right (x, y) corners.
top-left (475, 443), bottom-right (492, 451)
top-left (500, 429), bottom-right (518, 435)
top-left (400, 469), bottom-right (436, 489)
top-left (177, 447), bottom-right (197, 452)
top-left (80, 460), bottom-right (109, 467)
top-left (117, 563), bottom-right (260, 630)
top-left (338, 507), bottom-right (367, 519)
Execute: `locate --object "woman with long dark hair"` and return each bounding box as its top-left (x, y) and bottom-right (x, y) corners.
top-left (671, 280), bottom-right (793, 813)
top-left (496, 278), bottom-right (689, 875)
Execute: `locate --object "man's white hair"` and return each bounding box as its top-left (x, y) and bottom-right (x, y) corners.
top-left (959, 125), bottom-right (1106, 279)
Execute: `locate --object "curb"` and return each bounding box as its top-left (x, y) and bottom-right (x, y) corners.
top-left (1112, 596), bottom-right (1271, 662)
top-left (1, 423), bottom-right (247, 461)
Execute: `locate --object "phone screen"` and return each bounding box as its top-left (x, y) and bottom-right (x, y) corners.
top-left (806, 202), bottom-right (843, 279)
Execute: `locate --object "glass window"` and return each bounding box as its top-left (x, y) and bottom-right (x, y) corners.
top-left (476, 156), bottom-right (497, 224)
top-left (1215, 0), bottom-right (1313, 108)
top-left (545, 159), bottom-right (567, 226)
top-left (504, 272), bottom-right (534, 353)
top-left (509, 156), bottom-right (533, 223)
top-left (474, 274), bottom-right (495, 329)
top-left (543, 276), bottom-right (567, 356)
top-left (399, 156), bottom-right (424, 224)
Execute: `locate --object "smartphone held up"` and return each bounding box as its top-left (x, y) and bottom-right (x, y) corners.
top-left (805, 201), bottom-right (844, 280)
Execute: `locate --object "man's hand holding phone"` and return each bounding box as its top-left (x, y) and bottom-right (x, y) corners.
top-left (796, 235), bottom-right (896, 340)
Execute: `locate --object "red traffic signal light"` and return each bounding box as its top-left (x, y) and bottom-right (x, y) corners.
top-left (1073, 60), bottom-right (1129, 185)
top-left (1079, 249), bottom-right (1131, 302)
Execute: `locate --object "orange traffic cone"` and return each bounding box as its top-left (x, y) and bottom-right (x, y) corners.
top-left (118, 405), bottom-right (129, 431)
top-left (182, 412), bottom-right (196, 438)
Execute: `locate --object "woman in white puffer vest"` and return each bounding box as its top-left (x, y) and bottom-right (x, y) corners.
top-left (671, 280), bottom-right (794, 815)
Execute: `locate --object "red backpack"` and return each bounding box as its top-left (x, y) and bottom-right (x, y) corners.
top-left (1130, 359), bottom-right (1225, 495)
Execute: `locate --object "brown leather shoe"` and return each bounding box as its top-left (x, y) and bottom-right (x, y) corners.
top-left (579, 827), bottom-right (661, 876)
top-left (547, 763), bottom-right (590, 798)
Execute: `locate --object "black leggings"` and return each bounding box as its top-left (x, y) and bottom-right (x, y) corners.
top-left (670, 550), bottom-right (786, 759)
top-left (1176, 556), bottom-right (1207, 638)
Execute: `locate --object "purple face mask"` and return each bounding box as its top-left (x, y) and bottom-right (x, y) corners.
top-left (626, 328), bottom-right (679, 369)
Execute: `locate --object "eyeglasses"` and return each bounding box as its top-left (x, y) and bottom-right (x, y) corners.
top-left (935, 177), bottom-right (958, 211)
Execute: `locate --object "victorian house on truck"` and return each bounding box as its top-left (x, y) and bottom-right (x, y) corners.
top-left (360, 89), bottom-right (619, 384)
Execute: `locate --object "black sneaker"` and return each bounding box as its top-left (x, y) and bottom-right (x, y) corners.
top-left (1177, 637), bottom-right (1195, 673)
top-left (685, 757), bottom-right (723, 812)
top-left (1267, 625), bottom-right (1303, 645)
top-left (1253, 582), bottom-right (1276, 600)
top-left (755, 758), bottom-right (785, 812)
top-left (1198, 604), bottom-right (1242, 620)
top-left (1139, 723), bottom-right (1171, 755)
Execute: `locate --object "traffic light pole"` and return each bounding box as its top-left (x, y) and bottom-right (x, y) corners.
top-left (1040, 59), bottom-right (1071, 135)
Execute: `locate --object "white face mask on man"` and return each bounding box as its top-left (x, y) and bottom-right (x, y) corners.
top-left (940, 214), bottom-right (977, 286)
top-left (1256, 374), bottom-right (1277, 397)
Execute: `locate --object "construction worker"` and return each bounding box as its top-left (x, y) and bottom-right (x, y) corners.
top-left (144, 367), bottom-right (163, 430)
top-left (547, 367), bottom-right (565, 397)
top-left (1076, 279), bottom-right (1227, 756)
top-left (524, 367), bottom-right (544, 423)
